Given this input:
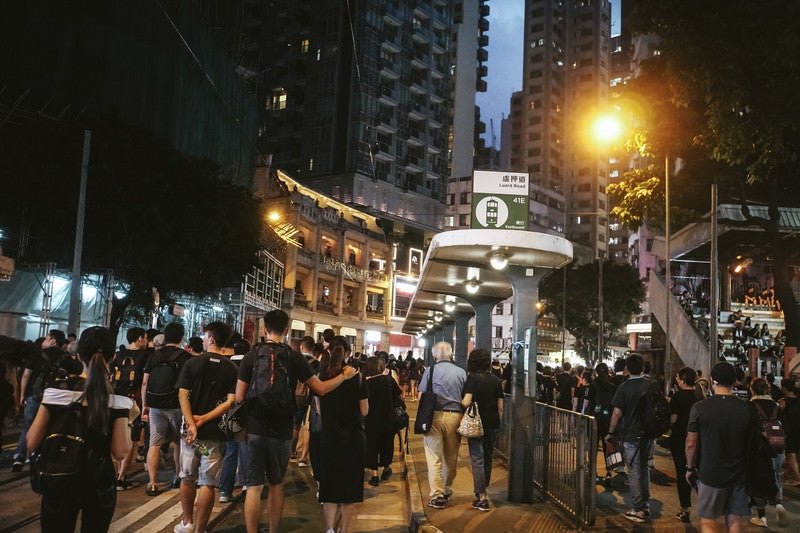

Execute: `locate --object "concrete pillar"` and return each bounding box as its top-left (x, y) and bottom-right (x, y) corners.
top-left (504, 266), bottom-right (548, 503)
top-left (453, 313), bottom-right (471, 368)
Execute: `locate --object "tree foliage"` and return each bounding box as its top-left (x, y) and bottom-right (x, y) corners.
top-left (609, 0), bottom-right (800, 346)
top-left (0, 122), bottom-right (263, 333)
top-left (539, 261), bottom-right (646, 363)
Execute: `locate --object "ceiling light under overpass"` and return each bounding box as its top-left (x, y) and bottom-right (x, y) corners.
top-left (489, 252), bottom-right (509, 270)
top-left (465, 279), bottom-right (480, 294)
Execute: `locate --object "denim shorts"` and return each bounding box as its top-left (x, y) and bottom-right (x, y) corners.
top-left (696, 480), bottom-right (750, 519)
top-left (178, 439), bottom-right (224, 487)
top-left (242, 434), bottom-right (292, 486)
top-left (148, 408), bottom-right (182, 447)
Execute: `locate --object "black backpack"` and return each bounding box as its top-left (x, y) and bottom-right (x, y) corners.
top-left (636, 379), bottom-right (671, 439)
top-left (245, 343), bottom-right (296, 423)
top-left (146, 349), bottom-right (184, 404)
top-left (30, 399), bottom-right (88, 495)
top-left (113, 354), bottom-right (138, 396)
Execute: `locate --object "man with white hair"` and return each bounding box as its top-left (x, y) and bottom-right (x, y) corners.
top-left (418, 341), bottom-right (466, 509)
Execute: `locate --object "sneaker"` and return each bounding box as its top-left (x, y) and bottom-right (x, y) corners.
top-left (368, 476), bottom-right (379, 487)
top-left (624, 510), bottom-right (648, 523)
top-left (475, 499), bottom-right (490, 512)
top-left (472, 498), bottom-right (482, 509)
top-left (219, 492), bottom-right (232, 503)
top-left (675, 510), bottom-right (690, 523)
top-left (173, 520), bottom-right (195, 533)
top-left (776, 504), bottom-right (788, 527)
top-left (172, 477), bottom-right (181, 489)
top-left (116, 478), bottom-right (131, 491)
top-left (750, 516), bottom-right (767, 527)
top-left (146, 484), bottom-right (161, 496)
top-left (11, 459), bottom-right (23, 472)
top-left (428, 497), bottom-right (447, 509)
top-left (380, 467), bottom-right (392, 480)
top-left (297, 460), bottom-right (310, 467)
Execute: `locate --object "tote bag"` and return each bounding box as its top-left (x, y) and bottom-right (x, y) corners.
top-left (414, 366), bottom-right (436, 434)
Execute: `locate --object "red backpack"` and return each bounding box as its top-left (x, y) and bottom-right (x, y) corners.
top-left (754, 402), bottom-right (786, 454)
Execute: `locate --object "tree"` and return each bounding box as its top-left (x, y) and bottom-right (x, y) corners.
top-left (539, 261), bottom-right (646, 363)
top-left (609, 1), bottom-right (800, 347)
top-left (0, 122), bottom-right (264, 334)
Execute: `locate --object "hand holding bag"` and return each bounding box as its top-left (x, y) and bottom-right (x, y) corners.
top-left (457, 402), bottom-right (484, 438)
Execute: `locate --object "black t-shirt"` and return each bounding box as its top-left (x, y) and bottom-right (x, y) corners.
top-left (783, 396), bottom-right (800, 437)
top-left (143, 346), bottom-right (193, 409)
top-left (365, 374), bottom-right (400, 430)
top-left (464, 371), bottom-right (504, 430)
top-left (501, 364), bottom-right (513, 394)
top-left (669, 388), bottom-right (697, 438)
top-left (610, 375), bottom-right (650, 441)
top-left (237, 343), bottom-right (314, 439)
top-left (539, 375), bottom-right (556, 404)
top-left (556, 373), bottom-right (576, 409)
top-left (687, 394), bottom-right (753, 487)
top-left (320, 373), bottom-right (368, 432)
top-left (176, 353), bottom-right (237, 441)
top-left (588, 379), bottom-right (615, 416)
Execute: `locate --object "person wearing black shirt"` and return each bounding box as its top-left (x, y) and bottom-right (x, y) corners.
top-left (461, 348), bottom-right (504, 512)
top-left (174, 322), bottom-right (238, 533)
top-left (669, 367), bottom-right (699, 523)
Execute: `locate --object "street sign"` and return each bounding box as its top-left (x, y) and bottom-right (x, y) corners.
top-left (471, 170), bottom-right (530, 230)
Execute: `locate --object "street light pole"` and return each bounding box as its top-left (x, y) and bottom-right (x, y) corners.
top-left (664, 155), bottom-right (672, 386)
top-left (598, 254), bottom-right (604, 361)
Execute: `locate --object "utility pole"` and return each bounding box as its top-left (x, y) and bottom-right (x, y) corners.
top-left (68, 130), bottom-right (91, 335)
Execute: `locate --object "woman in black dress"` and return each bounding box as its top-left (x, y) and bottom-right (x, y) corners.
top-left (364, 356), bottom-right (401, 485)
top-left (669, 367), bottom-right (699, 523)
top-left (27, 326), bottom-right (136, 532)
top-left (461, 348), bottom-right (504, 512)
top-left (318, 337), bottom-right (369, 533)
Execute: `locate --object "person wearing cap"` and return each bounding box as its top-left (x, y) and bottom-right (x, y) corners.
top-left (685, 362), bottom-right (753, 531)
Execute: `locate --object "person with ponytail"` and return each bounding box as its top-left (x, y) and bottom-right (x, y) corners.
top-left (26, 326), bottom-right (137, 532)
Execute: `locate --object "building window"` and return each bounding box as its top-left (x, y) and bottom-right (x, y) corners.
top-left (300, 39), bottom-right (309, 53)
top-left (646, 239), bottom-right (654, 252)
top-left (494, 326), bottom-right (503, 338)
top-left (494, 304), bottom-right (503, 315)
top-left (458, 214), bottom-right (469, 226)
top-left (272, 92), bottom-right (287, 110)
top-left (459, 192), bottom-right (470, 204)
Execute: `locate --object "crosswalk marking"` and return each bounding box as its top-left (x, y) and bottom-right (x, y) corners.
top-left (109, 490), bottom-right (177, 531)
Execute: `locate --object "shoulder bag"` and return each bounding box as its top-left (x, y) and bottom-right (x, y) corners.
top-left (414, 365), bottom-right (436, 434)
top-left (457, 402), bottom-right (484, 438)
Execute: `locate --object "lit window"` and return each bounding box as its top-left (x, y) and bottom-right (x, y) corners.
top-left (272, 92), bottom-right (287, 110)
top-left (308, 158), bottom-right (314, 171)
top-left (300, 39), bottom-right (309, 53)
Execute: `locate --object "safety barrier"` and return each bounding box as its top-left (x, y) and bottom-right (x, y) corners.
top-left (495, 397), bottom-right (597, 528)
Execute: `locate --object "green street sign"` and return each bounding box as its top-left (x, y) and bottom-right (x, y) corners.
top-left (471, 171), bottom-right (529, 230)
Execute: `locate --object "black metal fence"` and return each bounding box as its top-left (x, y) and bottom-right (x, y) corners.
top-left (495, 397), bottom-right (597, 528)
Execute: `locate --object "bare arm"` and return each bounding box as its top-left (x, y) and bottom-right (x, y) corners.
top-left (685, 430), bottom-right (699, 484)
top-left (110, 417), bottom-right (132, 461)
top-left (670, 413), bottom-right (678, 425)
top-left (360, 398), bottom-right (369, 417)
top-left (461, 392), bottom-right (473, 409)
top-left (193, 393), bottom-right (234, 427)
top-left (19, 368), bottom-right (32, 405)
top-left (178, 388), bottom-right (195, 444)
top-left (497, 397), bottom-right (504, 419)
top-left (235, 379), bottom-right (248, 404)
top-left (140, 373), bottom-right (150, 418)
top-left (604, 407), bottom-right (623, 441)
top-left (305, 366), bottom-right (358, 396)
top-left (25, 403), bottom-right (49, 452)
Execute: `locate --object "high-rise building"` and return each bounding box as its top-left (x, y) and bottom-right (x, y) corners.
top-left (220, 0), bottom-right (490, 235)
top-left (511, 0), bottom-right (613, 262)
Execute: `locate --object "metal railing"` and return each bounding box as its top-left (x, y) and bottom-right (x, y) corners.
top-left (495, 397), bottom-right (596, 528)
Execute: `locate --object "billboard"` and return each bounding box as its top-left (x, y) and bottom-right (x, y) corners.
top-left (471, 170), bottom-right (529, 230)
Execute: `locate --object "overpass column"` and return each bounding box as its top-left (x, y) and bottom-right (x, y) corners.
top-left (453, 313), bottom-right (471, 368)
top-left (505, 266), bottom-right (549, 503)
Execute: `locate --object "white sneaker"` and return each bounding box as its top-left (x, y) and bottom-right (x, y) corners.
top-left (750, 516), bottom-right (767, 528)
top-left (174, 520), bottom-right (195, 533)
top-left (776, 504), bottom-right (788, 527)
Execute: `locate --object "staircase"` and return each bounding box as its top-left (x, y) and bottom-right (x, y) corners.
top-left (648, 271), bottom-right (713, 375)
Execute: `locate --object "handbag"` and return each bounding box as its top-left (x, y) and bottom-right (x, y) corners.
top-left (387, 381), bottom-right (409, 433)
top-left (219, 401), bottom-right (246, 441)
top-left (414, 365), bottom-right (436, 434)
top-left (457, 402), bottom-right (484, 438)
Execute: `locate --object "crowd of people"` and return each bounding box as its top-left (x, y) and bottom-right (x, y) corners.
top-left (0, 312), bottom-right (446, 533)
top-left (536, 354), bottom-right (800, 530)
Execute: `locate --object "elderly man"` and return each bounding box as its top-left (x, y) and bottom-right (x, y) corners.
top-left (418, 341), bottom-right (467, 509)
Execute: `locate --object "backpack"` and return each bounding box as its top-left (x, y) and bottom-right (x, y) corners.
top-left (30, 399), bottom-right (88, 495)
top-left (113, 354), bottom-right (138, 397)
top-left (245, 343), bottom-right (296, 423)
top-left (146, 349), bottom-right (184, 404)
top-left (636, 379), bottom-right (671, 439)
top-left (754, 402), bottom-right (786, 454)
